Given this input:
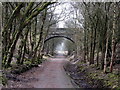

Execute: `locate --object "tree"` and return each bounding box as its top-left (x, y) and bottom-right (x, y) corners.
top-left (68, 2), bottom-right (120, 73)
top-left (2, 2), bottom-right (55, 67)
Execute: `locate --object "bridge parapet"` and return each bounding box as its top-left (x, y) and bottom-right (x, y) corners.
top-left (45, 28), bottom-right (76, 43)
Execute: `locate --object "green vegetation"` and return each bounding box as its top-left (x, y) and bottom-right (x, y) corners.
top-left (1, 2), bottom-right (120, 88)
top-left (2, 2), bottom-right (56, 68)
top-left (1, 2), bottom-right (57, 85)
top-left (65, 2), bottom-right (120, 73)
top-left (77, 62), bottom-right (120, 89)
top-left (0, 74), bottom-right (7, 86)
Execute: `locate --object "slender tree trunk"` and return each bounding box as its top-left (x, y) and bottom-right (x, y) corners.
top-left (96, 48), bottom-right (99, 67)
top-left (110, 4), bottom-right (116, 73)
top-left (0, 2), bottom-right (2, 70)
top-left (83, 29), bottom-right (87, 63)
top-left (32, 9), bottom-right (47, 63)
top-left (101, 41), bottom-right (106, 70)
top-left (3, 3), bottom-right (8, 65)
top-left (86, 31), bottom-right (89, 63)
top-left (20, 43), bottom-right (26, 64)
top-left (96, 34), bottom-right (100, 67)
top-left (6, 23), bottom-right (25, 67)
top-left (104, 36), bottom-right (108, 73)
top-left (90, 29), bottom-right (94, 64)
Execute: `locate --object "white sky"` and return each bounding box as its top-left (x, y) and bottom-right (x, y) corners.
top-left (53, 2), bottom-right (84, 28)
top-left (53, 2), bottom-right (74, 28)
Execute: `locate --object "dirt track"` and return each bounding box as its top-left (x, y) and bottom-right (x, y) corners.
top-left (4, 57), bottom-right (75, 88)
top-left (34, 57), bottom-right (74, 88)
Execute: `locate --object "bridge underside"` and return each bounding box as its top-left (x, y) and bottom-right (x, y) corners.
top-left (44, 35), bottom-right (75, 43)
top-left (42, 28), bottom-right (77, 57)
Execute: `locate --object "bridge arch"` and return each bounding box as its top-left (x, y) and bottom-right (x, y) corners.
top-left (43, 35), bottom-right (77, 56)
top-left (44, 35), bottom-right (75, 44)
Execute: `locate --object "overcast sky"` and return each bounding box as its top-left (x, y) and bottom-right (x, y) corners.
top-left (53, 2), bottom-right (75, 28)
top-left (53, 2), bottom-right (84, 29)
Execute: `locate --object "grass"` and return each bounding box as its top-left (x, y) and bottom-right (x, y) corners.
top-left (77, 62), bottom-right (120, 89)
top-left (0, 74), bottom-right (7, 86)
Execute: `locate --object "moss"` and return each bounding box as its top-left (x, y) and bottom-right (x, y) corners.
top-left (106, 81), bottom-right (114, 86)
top-left (108, 73), bottom-right (117, 78)
top-left (0, 75), bottom-right (7, 86)
top-left (77, 64), bottom-right (84, 71)
top-left (24, 61), bottom-right (31, 65)
top-left (99, 72), bottom-right (119, 88)
top-left (90, 64), bottom-right (96, 68)
top-left (85, 65), bottom-right (119, 88)
top-left (77, 61), bottom-right (85, 65)
top-left (116, 87), bottom-right (120, 90)
top-left (35, 58), bottom-right (43, 64)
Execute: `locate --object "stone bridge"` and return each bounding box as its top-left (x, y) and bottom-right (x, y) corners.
top-left (44, 28), bottom-right (76, 43)
top-left (43, 28), bottom-right (81, 56)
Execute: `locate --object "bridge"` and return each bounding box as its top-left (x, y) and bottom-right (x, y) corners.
top-left (44, 28), bottom-right (77, 43)
top-left (43, 28), bottom-right (78, 56)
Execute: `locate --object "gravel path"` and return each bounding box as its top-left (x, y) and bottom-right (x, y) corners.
top-left (34, 57), bottom-right (74, 88)
top-left (4, 57), bottom-right (75, 88)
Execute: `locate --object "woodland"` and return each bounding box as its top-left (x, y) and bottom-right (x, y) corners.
top-left (0, 2), bottom-right (120, 88)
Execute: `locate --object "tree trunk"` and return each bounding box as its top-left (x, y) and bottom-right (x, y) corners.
top-left (83, 21), bottom-right (86, 61)
top-left (103, 36), bottom-right (108, 73)
top-left (110, 40), bottom-right (116, 73)
top-left (89, 29), bottom-right (94, 64)
top-left (101, 42), bottom-right (106, 70)
top-left (96, 37), bottom-right (100, 67)
top-left (0, 2), bottom-right (2, 69)
top-left (110, 4), bottom-right (116, 73)
top-left (32, 9), bottom-right (47, 63)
